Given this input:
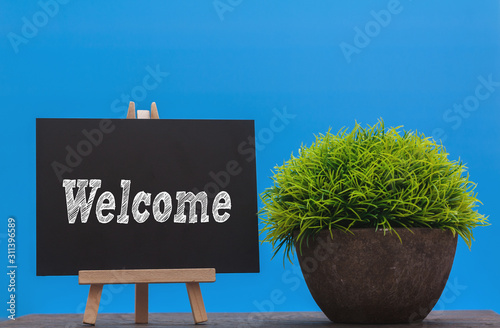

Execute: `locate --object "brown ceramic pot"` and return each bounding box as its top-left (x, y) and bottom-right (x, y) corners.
top-left (294, 228), bottom-right (457, 324)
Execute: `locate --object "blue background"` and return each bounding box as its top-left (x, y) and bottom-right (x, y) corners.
top-left (1, 0), bottom-right (499, 318)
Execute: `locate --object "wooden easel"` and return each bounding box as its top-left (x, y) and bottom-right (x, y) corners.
top-left (79, 102), bottom-right (216, 326)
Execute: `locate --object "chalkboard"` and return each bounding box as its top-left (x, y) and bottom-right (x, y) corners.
top-left (36, 119), bottom-right (259, 276)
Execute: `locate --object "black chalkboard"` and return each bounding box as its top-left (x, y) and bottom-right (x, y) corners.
top-left (36, 119), bottom-right (259, 276)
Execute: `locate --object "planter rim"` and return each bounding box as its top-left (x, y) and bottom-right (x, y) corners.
top-left (293, 227), bottom-right (456, 235)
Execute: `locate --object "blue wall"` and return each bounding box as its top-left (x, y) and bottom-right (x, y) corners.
top-left (1, 0), bottom-right (499, 318)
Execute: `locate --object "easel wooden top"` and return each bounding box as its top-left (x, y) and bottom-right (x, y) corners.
top-left (126, 101), bottom-right (159, 119)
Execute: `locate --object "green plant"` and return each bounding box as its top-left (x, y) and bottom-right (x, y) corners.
top-left (260, 119), bottom-right (489, 262)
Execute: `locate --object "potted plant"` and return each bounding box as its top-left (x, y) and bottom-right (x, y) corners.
top-left (260, 119), bottom-right (488, 324)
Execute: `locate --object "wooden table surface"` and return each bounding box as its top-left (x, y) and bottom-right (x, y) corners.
top-left (1, 311), bottom-right (499, 327)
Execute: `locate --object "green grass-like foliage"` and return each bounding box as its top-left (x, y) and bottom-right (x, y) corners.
top-left (260, 119), bottom-right (489, 262)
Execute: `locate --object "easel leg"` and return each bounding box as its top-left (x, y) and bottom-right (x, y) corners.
top-left (83, 284), bottom-right (103, 325)
top-left (186, 282), bottom-right (208, 324)
top-left (135, 283), bottom-right (149, 324)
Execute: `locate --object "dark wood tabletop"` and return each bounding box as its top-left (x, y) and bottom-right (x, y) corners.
top-left (1, 311), bottom-right (499, 327)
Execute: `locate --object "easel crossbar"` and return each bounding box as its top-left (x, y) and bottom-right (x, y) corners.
top-left (79, 268), bottom-right (216, 285)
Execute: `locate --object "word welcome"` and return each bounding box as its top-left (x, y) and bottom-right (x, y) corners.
top-left (62, 179), bottom-right (231, 224)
